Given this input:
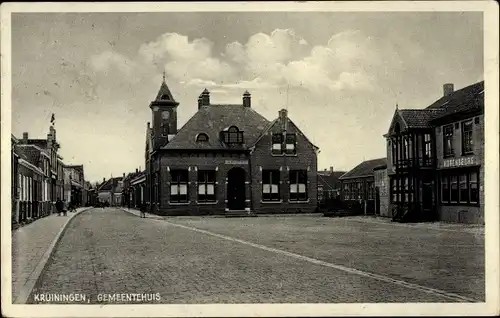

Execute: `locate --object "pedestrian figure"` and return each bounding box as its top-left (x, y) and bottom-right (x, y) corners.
top-left (140, 203), bottom-right (146, 218)
top-left (62, 200), bottom-right (68, 216)
top-left (55, 198), bottom-right (63, 216)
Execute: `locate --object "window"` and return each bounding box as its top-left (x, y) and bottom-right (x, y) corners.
top-left (450, 175), bottom-right (458, 203)
top-left (441, 170), bottom-right (479, 205)
top-left (160, 94), bottom-right (170, 101)
top-left (196, 133), bottom-right (209, 142)
top-left (459, 174), bottom-right (469, 203)
top-left (223, 126), bottom-right (244, 144)
top-left (470, 172), bottom-right (478, 203)
top-left (441, 176), bottom-right (450, 203)
top-left (289, 170), bottom-right (307, 201)
top-left (285, 134), bottom-right (297, 155)
top-left (272, 133), bottom-right (283, 155)
top-left (367, 182), bottom-right (375, 200)
top-left (423, 133), bottom-right (433, 166)
top-left (391, 138), bottom-right (397, 165)
top-left (318, 185), bottom-right (324, 202)
top-left (404, 177), bottom-right (409, 202)
top-left (391, 177), bottom-right (398, 203)
top-left (262, 170), bottom-right (280, 201)
top-left (162, 124), bottom-right (169, 137)
top-left (443, 125), bottom-right (454, 157)
top-left (198, 170), bottom-right (216, 202)
top-left (356, 182), bottom-right (363, 200)
top-left (343, 183), bottom-right (349, 200)
top-left (462, 120), bottom-right (473, 154)
top-left (170, 170), bottom-right (188, 203)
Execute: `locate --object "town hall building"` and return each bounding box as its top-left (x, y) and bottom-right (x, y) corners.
top-left (143, 75), bottom-right (319, 216)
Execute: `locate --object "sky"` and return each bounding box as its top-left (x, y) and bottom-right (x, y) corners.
top-left (10, 11), bottom-right (484, 184)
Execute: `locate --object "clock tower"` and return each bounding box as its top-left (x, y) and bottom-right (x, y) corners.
top-left (150, 72), bottom-right (179, 150)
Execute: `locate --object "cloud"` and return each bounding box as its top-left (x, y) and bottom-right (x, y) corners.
top-left (90, 28), bottom-right (384, 99)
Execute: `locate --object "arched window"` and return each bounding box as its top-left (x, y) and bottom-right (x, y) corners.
top-left (196, 133), bottom-right (209, 142)
top-left (228, 126), bottom-right (239, 133)
top-left (160, 94), bottom-right (170, 101)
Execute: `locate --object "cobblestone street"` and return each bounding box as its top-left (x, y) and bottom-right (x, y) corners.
top-left (30, 208), bottom-right (484, 304)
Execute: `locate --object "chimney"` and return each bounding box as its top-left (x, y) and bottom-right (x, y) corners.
top-left (279, 109), bottom-right (288, 131)
top-left (50, 126), bottom-right (56, 143)
top-left (123, 173), bottom-right (125, 178)
top-left (243, 91), bottom-right (251, 107)
top-left (147, 122), bottom-right (150, 130)
top-left (136, 168), bottom-right (139, 173)
top-left (47, 133), bottom-right (53, 148)
top-left (443, 83), bottom-right (454, 96)
top-left (22, 132), bottom-right (28, 143)
top-left (198, 95), bottom-right (203, 109)
top-left (330, 166), bottom-right (334, 173)
top-left (103, 177), bottom-right (106, 182)
top-left (201, 89), bottom-right (210, 106)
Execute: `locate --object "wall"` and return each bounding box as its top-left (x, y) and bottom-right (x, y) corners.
top-left (435, 114), bottom-right (484, 224)
top-left (374, 169), bottom-right (390, 217)
top-left (250, 117), bottom-right (318, 214)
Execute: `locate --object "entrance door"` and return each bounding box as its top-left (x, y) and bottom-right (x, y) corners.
top-left (422, 181), bottom-right (434, 210)
top-left (375, 187), bottom-right (380, 215)
top-left (227, 167), bottom-right (246, 210)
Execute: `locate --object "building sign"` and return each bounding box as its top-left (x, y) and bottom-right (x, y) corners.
top-left (225, 160), bottom-right (248, 165)
top-left (442, 156), bottom-right (476, 168)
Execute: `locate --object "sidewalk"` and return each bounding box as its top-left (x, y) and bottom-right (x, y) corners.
top-left (340, 215), bottom-right (485, 235)
top-left (120, 207), bottom-right (164, 220)
top-left (11, 207), bottom-right (91, 304)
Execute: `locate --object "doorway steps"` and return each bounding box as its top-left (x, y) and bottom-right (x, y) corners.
top-left (225, 210), bottom-right (257, 218)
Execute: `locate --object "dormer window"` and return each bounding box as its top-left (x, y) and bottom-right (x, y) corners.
top-left (196, 133), bottom-right (209, 142)
top-left (272, 134), bottom-right (283, 155)
top-left (285, 133), bottom-right (297, 155)
top-left (160, 94), bottom-right (170, 101)
top-left (222, 126), bottom-right (244, 144)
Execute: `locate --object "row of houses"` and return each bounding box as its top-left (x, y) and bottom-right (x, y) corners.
top-left (105, 76), bottom-right (484, 224)
top-left (338, 81), bottom-right (485, 224)
top-left (11, 124), bottom-right (97, 227)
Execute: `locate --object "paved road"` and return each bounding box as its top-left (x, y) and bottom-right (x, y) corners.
top-left (30, 208), bottom-right (483, 304)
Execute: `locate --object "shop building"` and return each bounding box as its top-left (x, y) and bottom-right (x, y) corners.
top-left (385, 81), bottom-right (484, 223)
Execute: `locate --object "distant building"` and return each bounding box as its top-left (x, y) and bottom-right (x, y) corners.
top-left (317, 167), bottom-right (345, 210)
top-left (122, 169), bottom-right (147, 209)
top-left (97, 177), bottom-right (123, 206)
top-left (385, 81), bottom-right (484, 223)
top-left (63, 164), bottom-right (85, 207)
top-left (339, 158), bottom-right (387, 215)
top-left (143, 76), bottom-right (319, 216)
top-left (14, 134), bottom-right (53, 224)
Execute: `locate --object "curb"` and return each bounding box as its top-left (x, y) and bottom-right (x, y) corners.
top-left (119, 207), bottom-right (164, 220)
top-left (14, 207), bottom-right (93, 304)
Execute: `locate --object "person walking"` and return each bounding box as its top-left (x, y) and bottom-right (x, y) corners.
top-left (55, 198), bottom-right (63, 216)
top-left (140, 202), bottom-right (146, 218)
top-left (62, 200), bottom-right (68, 216)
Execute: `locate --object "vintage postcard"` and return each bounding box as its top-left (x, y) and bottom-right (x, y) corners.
top-left (1, 1), bottom-right (499, 317)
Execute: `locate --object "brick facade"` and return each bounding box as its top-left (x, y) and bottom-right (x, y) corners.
top-left (144, 78), bottom-right (318, 216)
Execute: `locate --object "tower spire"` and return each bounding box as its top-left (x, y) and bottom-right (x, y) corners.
top-left (162, 70), bottom-right (166, 83)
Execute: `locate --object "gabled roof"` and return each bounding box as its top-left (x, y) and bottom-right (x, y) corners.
top-left (339, 158), bottom-right (387, 180)
top-left (27, 139), bottom-right (48, 149)
top-left (251, 113), bottom-right (319, 150)
top-left (98, 177), bottom-right (123, 192)
top-left (162, 104), bottom-right (270, 150)
top-left (154, 77), bottom-right (178, 104)
top-left (317, 171), bottom-right (345, 190)
top-left (15, 145), bottom-right (41, 168)
top-left (426, 81), bottom-right (484, 110)
top-left (397, 109), bottom-right (445, 129)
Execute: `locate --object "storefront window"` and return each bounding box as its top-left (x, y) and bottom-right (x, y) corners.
top-left (459, 174), bottom-right (469, 203)
top-left (450, 175), bottom-right (458, 203)
top-left (469, 172), bottom-right (478, 203)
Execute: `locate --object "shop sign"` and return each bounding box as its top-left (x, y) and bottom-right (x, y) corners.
top-left (225, 160), bottom-right (248, 165)
top-left (442, 156), bottom-right (476, 168)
